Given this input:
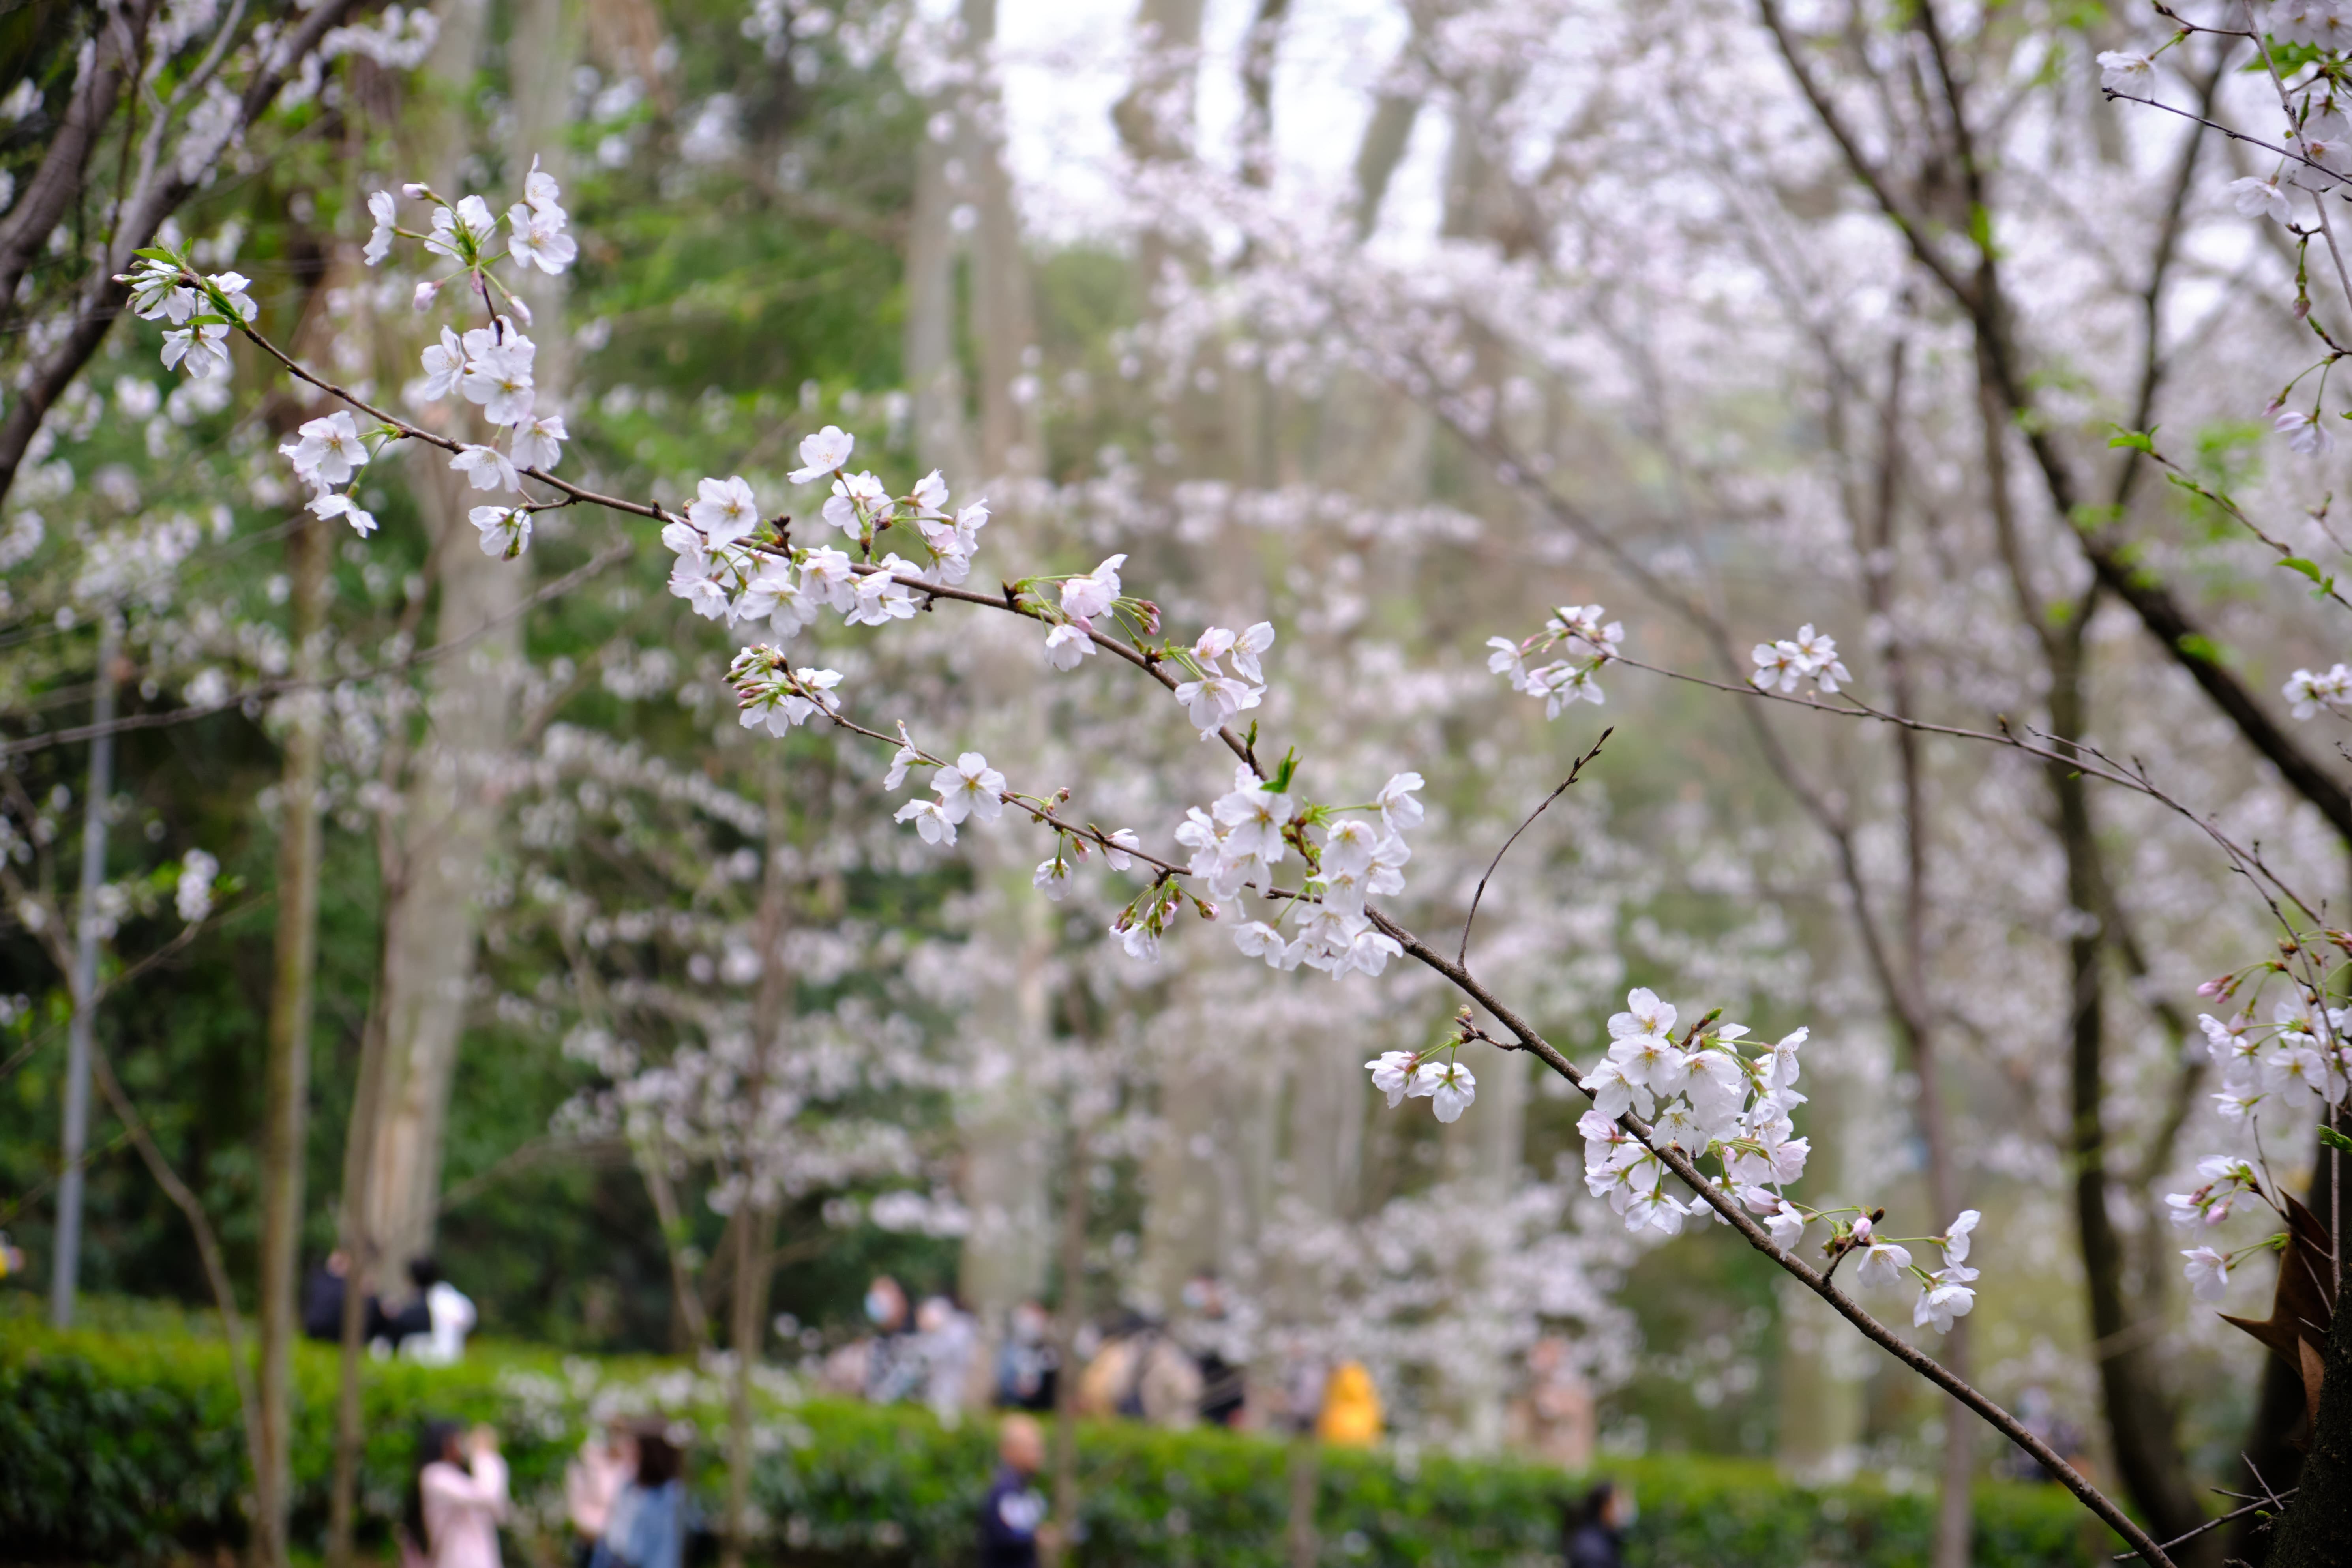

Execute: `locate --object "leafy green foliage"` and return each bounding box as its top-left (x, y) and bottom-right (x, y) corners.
top-left (0, 1305), bottom-right (2112, 1566)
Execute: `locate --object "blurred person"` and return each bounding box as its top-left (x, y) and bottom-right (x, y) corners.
top-left (564, 1416), bottom-right (636, 1568)
top-left (915, 1293), bottom-right (977, 1424)
top-left (993, 1300), bottom-right (1058, 1411)
top-left (1507, 1337), bottom-right (1596, 1469)
top-left (410, 1420), bottom-right (509, 1568)
top-left (373, 1258), bottom-right (435, 1356)
top-left (302, 1249), bottom-right (367, 1342)
top-left (400, 1256), bottom-right (477, 1366)
top-left (860, 1274), bottom-right (921, 1403)
top-left (1179, 1273), bottom-right (1247, 1428)
top-left (978, 1413), bottom-right (1049, 1568)
top-left (1076, 1316), bottom-right (1203, 1428)
top-left (592, 1427), bottom-right (688, 1568)
top-left (1562, 1480), bottom-right (1632, 1568)
top-left (1315, 1361), bottom-right (1382, 1448)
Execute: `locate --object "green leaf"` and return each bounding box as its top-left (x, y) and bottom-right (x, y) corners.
top-left (2282, 557), bottom-right (2326, 584)
top-left (1268, 746), bottom-right (1299, 794)
top-left (2175, 632), bottom-right (2226, 666)
top-left (2107, 426), bottom-right (2157, 453)
top-left (2320, 1125), bottom-right (2352, 1154)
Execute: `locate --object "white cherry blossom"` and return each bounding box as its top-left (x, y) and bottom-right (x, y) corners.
top-left (307, 491), bottom-right (378, 538)
top-left (364, 190), bottom-right (397, 264)
top-left (1059, 554), bottom-right (1126, 623)
top-left (1043, 623), bottom-right (1094, 670)
top-left (511, 411), bottom-right (567, 472)
top-left (788, 425), bottom-right (855, 483)
top-left (689, 476), bottom-right (761, 548)
top-left (931, 753), bottom-right (1006, 824)
top-left (451, 444), bottom-right (519, 492)
top-left (2181, 1246), bottom-right (2230, 1303)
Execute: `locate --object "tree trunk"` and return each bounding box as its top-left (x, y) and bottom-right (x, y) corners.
top-left (253, 506), bottom-right (329, 1568)
top-left (1044, 1118), bottom-right (1089, 1568)
top-left (2231, 1105), bottom-right (2348, 1564)
top-left (722, 772), bottom-right (795, 1568)
top-left (904, 114), bottom-right (973, 478)
top-left (358, 0), bottom-right (548, 1289)
top-left (639, 1136), bottom-right (711, 1353)
top-left (2265, 1250), bottom-right (2351, 1567)
top-left (721, 1199), bottom-right (777, 1568)
top-left (331, 3), bottom-right (493, 1551)
top-left (2047, 643), bottom-right (2212, 1564)
top-left (49, 613), bottom-right (118, 1328)
top-left (326, 986), bottom-right (390, 1568)
top-left (961, 0), bottom-right (1041, 481)
top-left (1284, 1428), bottom-right (1319, 1568)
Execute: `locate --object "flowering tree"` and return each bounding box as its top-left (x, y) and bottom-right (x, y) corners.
top-left (98, 99), bottom-right (2325, 1555)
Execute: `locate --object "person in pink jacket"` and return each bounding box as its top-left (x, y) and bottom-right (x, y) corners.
top-left (409, 1421), bottom-right (509, 1568)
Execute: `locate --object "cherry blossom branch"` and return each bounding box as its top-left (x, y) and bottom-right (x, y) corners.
top-left (1367, 913), bottom-right (2177, 1568)
top-left (230, 324), bottom-right (673, 525)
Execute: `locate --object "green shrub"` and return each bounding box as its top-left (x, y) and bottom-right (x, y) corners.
top-left (0, 1304), bottom-right (2113, 1566)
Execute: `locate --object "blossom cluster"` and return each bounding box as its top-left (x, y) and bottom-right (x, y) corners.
top-left (1202, 765), bottom-right (1422, 977)
top-left (1366, 1045), bottom-right (1478, 1123)
top-left (662, 427), bottom-right (992, 650)
top-left (174, 849), bottom-right (219, 924)
top-left (1750, 624), bottom-right (1852, 696)
top-left (122, 259), bottom-right (254, 380)
top-left (1566, 988), bottom-right (1976, 1333)
top-left (2166, 982), bottom-right (2352, 1301)
top-left (124, 162), bottom-right (583, 545)
top-left (1486, 603), bottom-right (1621, 715)
top-left (2282, 661), bottom-right (2352, 719)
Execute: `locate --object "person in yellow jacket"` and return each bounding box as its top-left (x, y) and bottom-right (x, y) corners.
top-left (1316, 1360), bottom-right (1383, 1447)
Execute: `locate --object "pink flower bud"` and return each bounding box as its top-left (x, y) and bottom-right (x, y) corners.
top-left (413, 278), bottom-right (442, 312)
top-left (403, 182), bottom-right (430, 199)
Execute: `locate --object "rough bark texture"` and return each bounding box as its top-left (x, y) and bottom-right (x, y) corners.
top-left (2264, 1259), bottom-right (2351, 1568)
top-left (253, 507), bottom-right (329, 1568)
top-left (2231, 1110), bottom-right (2347, 1564)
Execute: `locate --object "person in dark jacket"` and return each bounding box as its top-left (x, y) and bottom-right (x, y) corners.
top-left (303, 1250), bottom-right (353, 1341)
top-left (1563, 1479), bottom-right (1630, 1568)
top-left (978, 1414), bottom-right (1049, 1568)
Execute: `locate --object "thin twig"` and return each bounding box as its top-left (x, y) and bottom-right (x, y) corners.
top-left (1457, 729), bottom-right (1610, 966)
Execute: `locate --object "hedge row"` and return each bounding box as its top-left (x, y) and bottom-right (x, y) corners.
top-left (0, 1305), bottom-right (2118, 1566)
